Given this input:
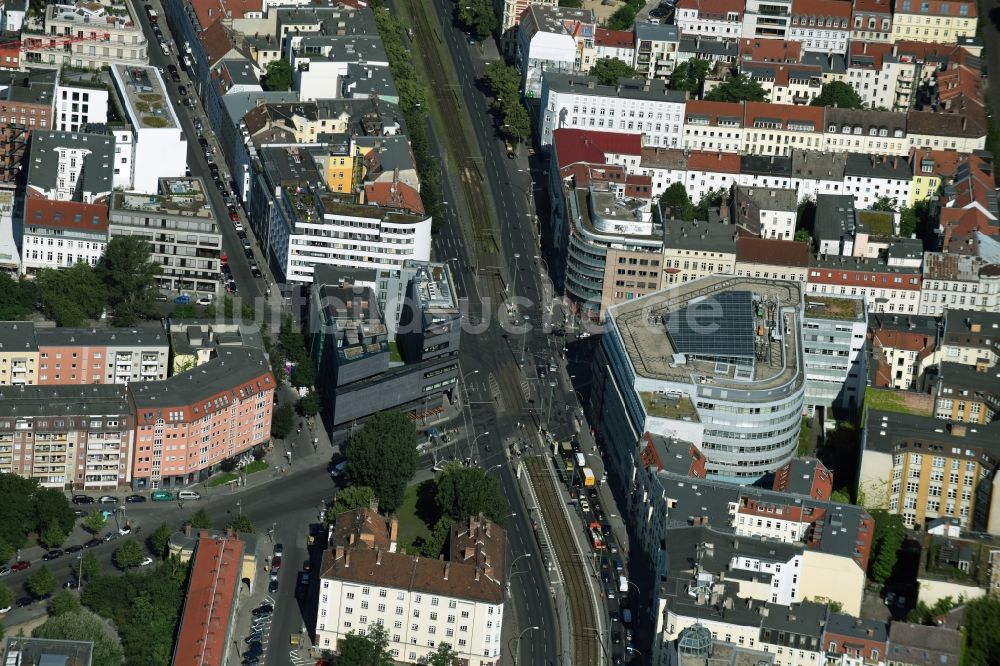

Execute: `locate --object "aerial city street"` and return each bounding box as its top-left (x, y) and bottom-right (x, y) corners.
top-left (0, 0), bottom-right (999, 664)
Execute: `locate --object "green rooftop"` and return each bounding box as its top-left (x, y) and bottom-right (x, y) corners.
top-left (857, 210), bottom-right (894, 236)
top-left (863, 387), bottom-right (933, 417)
top-left (641, 392), bottom-right (699, 420)
top-left (804, 296), bottom-right (865, 321)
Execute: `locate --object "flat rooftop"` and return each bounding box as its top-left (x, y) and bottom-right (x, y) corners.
top-left (410, 262), bottom-right (457, 313)
top-left (803, 295), bottom-right (865, 321)
top-left (1, 636), bottom-right (93, 666)
top-left (112, 178), bottom-right (215, 220)
top-left (112, 64), bottom-right (178, 129)
top-left (609, 276), bottom-right (803, 390)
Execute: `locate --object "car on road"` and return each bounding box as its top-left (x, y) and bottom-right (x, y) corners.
top-left (183, 96), bottom-right (195, 108)
top-left (125, 494), bottom-right (146, 503)
top-left (251, 603), bottom-right (273, 617)
top-left (168, 65), bottom-right (180, 82)
top-left (65, 544), bottom-right (84, 555)
top-left (271, 555), bottom-right (282, 571)
top-left (330, 461), bottom-right (347, 478)
top-left (84, 538), bottom-right (102, 549)
top-left (42, 549), bottom-right (63, 561)
top-left (267, 579), bottom-right (278, 593)
top-left (243, 248), bottom-right (254, 259)
top-left (99, 495), bottom-right (118, 504)
top-left (228, 206), bottom-right (239, 221)
top-left (63, 581), bottom-right (78, 590)
top-left (236, 230), bottom-right (247, 240)
top-left (196, 296), bottom-right (213, 306)
top-left (251, 267), bottom-right (262, 278)
top-left (140, 557), bottom-right (154, 567)
top-left (177, 85), bottom-right (188, 97)
top-left (11, 561), bottom-right (30, 572)
top-left (73, 509), bottom-right (88, 518)
top-left (0, 604), bottom-right (10, 614)
top-left (174, 295), bottom-right (190, 305)
top-left (198, 137), bottom-right (209, 150)
top-left (15, 597), bottom-right (32, 608)
top-left (73, 494), bottom-right (95, 504)
top-left (151, 490), bottom-right (174, 501)
top-left (119, 525), bottom-right (132, 536)
top-left (0, 566), bottom-right (10, 576)
top-left (245, 632), bottom-right (263, 644)
top-left (274, 543), bottom-right (284, 557)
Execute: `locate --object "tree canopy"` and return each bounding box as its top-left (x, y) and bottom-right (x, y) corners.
top-left (148, 523), bottom-right (173, 560)
top-left (868, 509), bottom-right (905, 583)
top-left (811, 81), bottom-right (865, 110)
top-left (337, 624), bottom-right (394, 666)
top-left (346, 411), bottom-right (418, 513)
top-left (96, 236), bottom-right (161, 325)
top-left (226, 514), bottom-right (255, 534)
top-left (964, 595), bottom-right (1000, 665)
top-left (705, 74), bottom-right (767, 103)
top-left (186, 508), bottom-right (214, 530)
top-left (261, 58), bottom-right (292, 91)
top-left (48, 589), bottom-right (81, 617)
top-left (0, 582), bottom-right (14, 613)
top-left (33, 609), bottom-right (124, 666)
top-left (608, 0), bottom-right (644, 30)
top-left (427, 642), bottom-right (460, 666)
top-left (84, 511), bottom-right (108, 535)
top-left (871, 196), bottom-right (898, 212)
top-left (0, 273), bottom-right (40, 320)
top-left (271, 403), bottom-right (295, 439)
top-left (114, 539), bottom-right (146, 570)
top-left (434, 466), bottom-right (507, 525)
top-left (669, 59), bottom-right (712, 95)
top-left (36, 263), bottom-right (107, 326)
top-left (27, 565), bottom-right (57, 598)
top-left (660, 182), bottom-right (694, 220)
top-left (457, 0), bottom-right (496, 40)
top-left (0, 474), bottom-right (75, 549)
top-left (590, 58), bottom-right (637, 86)
top-left (325, 485), bottom-right (377, 523)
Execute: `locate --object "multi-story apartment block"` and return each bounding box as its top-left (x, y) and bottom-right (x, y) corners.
top-left (908, 148), bottom-right (963, 204)
top-left (495, 0), bottom-right (556, 34)
top-left (843, 41), bottom-right (918, 111)
top-left (742, 0), bottom-right (793, 40)
top-left (316, 509), bottom-right (505, 665)
top-left (807, 255), bottom-right (921, 314)
top-left (52, 75), bottom-right (110, 133)
top-left (660, 216), bottom-right (738, 285)
top-left (108, 64), bottom-right (187, 193)
top-left (887, 622), bottom-right (961, 666)
top-left (675, 0), bottom-right (744, 38)
top-left (632, 23), bottom-right (680, 81)
top-left (906, 108), bottom-right (986, 155)
top-left (25, 129), bottom-right (113, 203)
top-left (823, 108), bottom-right (909, 157)
top-left (538, 73), bottom-right (686, 148)
top-left (0, 69), bottom-right (56, 185)
top-left (20, 195), bottom-right (109, 275)
top-left (891, 0), bottom-right (976, 45)
top-left (732, 185), bottom-right (798, 239)
top-left (129, 347), bottom-right (275, 489)
top-left (735, 236), bottom-right (811, 283)
top-left (21, 1), bottom-right (149, 70)
top-left (516, 5), bottom-right (595, 99)
top-left (801, 295), bottom-right (868, 414)
top-left (166, 318), bottom-right (265, 374)
top-left (742, 101), bottom-right (824, 156)
top-left (920, 253), bottom-right (1000, 316)
top-left (737, 61), bottom-right (824, 106)
top-left (868, 312), bottom-right (939, 389)
top-left (109, 177), bottom-right (223, 299)
top-left (934, 362), bottom-right (1000, 424)
top-left (593, 28), bottom-right (634, 63)
top-left (851, 0), bottom-right (893, 42)
top-left (0, 383), bottom-right (133, 489)
top-left (0, 322), bottom-right (38, 386)
top-left (938, 309), bottom-right (1000, 368)
top-left (788, 0), bottom-right (852, 55)
top-left (859, 409), bottom-right (1000, 532)
top-left (682, 100), bottom-right (745, 153)
top-left (396, 261), bottom-right (460, 363)
top-left (844, 153), bottom-right (912, 210)
top-left (34, 324), bottom-right (169, 385)
top-left (594, 276), bottom-right (806, 483)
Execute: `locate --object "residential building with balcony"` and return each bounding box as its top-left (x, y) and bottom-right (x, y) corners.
top-left (538, 73), bottom-right (686, 149)
top-left (0, 321), bottom-right (38, 386)
top-left (742, 0), bottom-right (793, 40)
top-left (21, 1), bottom-right (149, 70)
top-left (868, 312), bottom-right (939, 390)
top-left (938, 309), bottom-right (1000, 368)
top-left (843, 41), bottom-right (918, 111)
top-left (675, 0), bottom-right (744, 39)
top-left (35, 323), bottom-right (170, 385)
top-left (933, 362), bottom-right (1000, 425)
top-left (129, 347), bottom-right (275, 489)
top-left (594, 28), bottom-right (634, 63)
top-left (742, 101), bottom-right (824, 156)
top-left (20, 194), bottom-right (109, 275)
top-left (632, 23), bottom-right (679, 81)
top-left (0, 69), bottom-right (56, 185)
top-left (109, 177), bottom-right (223, 299)
top-left (919, 252), bottom-right (1000, 316)
top-left (593, 276), bottom-right (807, 483)
top-left (316, 509), bottom-right (505, 665)
top-left (788, 0), bottom-right (852, 55)
top-left (736, 61), bottom-right (823, 106)
top-left (0, 383), bottom-right (132, 489)
top-left (851, 0), bottom-right (893, 42)
top-left (52, 72), bottom-right (110, 132)
top-left (801, 295), bottom-right (868, 414)
top-left (890, 0), bottom-right (976, 45)
top-left (495, 0), bottom-right (556, 33)
top-left (516, 5), bottom-right (595, 99)
top-left (732, 185), bottom-right (798, 239)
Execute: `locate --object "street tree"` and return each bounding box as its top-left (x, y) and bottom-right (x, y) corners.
top-left (296, 391), bottom-right (321, 417)
top-left (80, 551), bottom-right (101, 581)
top-left (40, 518), bottom-right (67, 549)
top-left (336, 624), bottom-right (394, 666)
top-left (262, 58), bottom-right (292, 91)
top-left (186, 508), bottom-right (214, 530)
top-left (346, 411), bottom-right (418, 513)
top-left (226, 514), bottom-right (255, 534)
top-left (0, 474), bottom-right (43, 548)
top-left (36, 263), bottom-right (107, 327)
top-left (27, 565), bottom-right (57, 598)
top-left (292, 357), bottom-right (316, 388)
top-left (271, 403), bottom-right (295, 439)
top-left (434, 467), bottom-right (507, 525)
top-left (500, 100), bottom-right (531, 145)
top-left (457, 0), bottom-right (496, 40)
top-left (96, 236), bottom-right (161, 325)
top-left (590, 57), bottom-right (637, 86)
top-left (427, 642), bottom-right (460, 666)
top-left (0, 582), bottom-right (14, 612)
top-left (33, 609), bottom-right (125, 666)
top-left (35, 487), bottom-right (76, 536)
top-left (0, 537), bottom-right (14, 565)
top-left (484, 61), bottom-right (520, 102)
top-left (83, 511), bottom-right (107, 535)
top-left (705, 74), bottom-right (767, 102)
top-left (149, 523), bottom-right (173, 559)
top-left (810, 81), bottom-right (865, 110)
top-left (325, 486), bottom-right (376, 522)
top-left (48, 589), bottom-right (81, 617)
top-left (113, 539), bottom-right (145, 570)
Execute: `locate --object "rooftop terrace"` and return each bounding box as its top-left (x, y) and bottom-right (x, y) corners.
top-left (112, 64), bottom-right (177, 129)
top-left (113, 178), bottom-right (214, 219)
top-left (803, 295), bottom-right (865, 321)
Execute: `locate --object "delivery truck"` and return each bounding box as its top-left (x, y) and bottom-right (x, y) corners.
top-left (582, 467), bottom-right (596, 487)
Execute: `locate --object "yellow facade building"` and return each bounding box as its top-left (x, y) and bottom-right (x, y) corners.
top-left (891, 0), bottom-right (977, 45)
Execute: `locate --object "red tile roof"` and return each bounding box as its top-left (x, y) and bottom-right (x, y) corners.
top-left (852, 0), bottom-right (893, 14)
top-left (684, 99), bottom-right (744, 126)
top-left (189, 0), bottom-right (262, 29)
top-left (792, 0), bottom-right (852, 19)
top-left (744, 101), bottom-right (824, 131)
top-left (940, 207), bottom-right (997, 237)
top-left (848, 40), bottom-right (894, 69)
top-left (173, 533), bottom-right (243, 666)
top-left (893, 0), bottom-right (976, 16)
top-left (365, 180), bottom-right (425, 215)
top-left (199, 20), bottom-right (241, 67)
top-left (552, 128), bottom-right (642, 169)
top-left (595, 28), bottom-right (634, 49)
top-left (736, 237), bottom-right (811, 267)
top-left (909, 148), bottom-right (964, 180)
top-left (24, 192), bottom-right (108, 234)
top-left (738, 38), bottom-right (802, 63)
top-left (687, 150), bottom-right (741, 173)
top-left (937, 65), bottom-right (983, 110)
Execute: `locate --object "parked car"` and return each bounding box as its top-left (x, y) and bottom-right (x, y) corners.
top-left (228, 206), bottom-right (239, 221)
top-left (177, 85), bottom-right (188, 97)
top-left (84, 539), bottom-right (102, 549)
top-left (0, 566), bottom-right (10, 576)
top-left (140, 557), bottom-right (154, 567)
top-left (174, 295), bottom-right (190, 305)
top-left (99, 495), bottom-right (118, 504)
top-left (168, 66), bottom-right (180, 82)
top-left (267, 579), bottom-right (279, 593)
top-left (118, 525), bottom-right (132, 536)
top-left (271, 555), bottom-right (282, 570)
top-left (65, 544), bottom-right (84, 554)
top-left (150, 490), bottom-right (174, 501)
top-left (72, 494), bottom-right (95, 504)
top-left (11, 561), bottom-right (31, 572)
top-left (15, 597), bottom-right (33, 608)
top-left (63, 581), bottom-right (78, 590)
top-left (251, 267), bottom-right (262, 278)
top-left (274, 544), bottom-right (284, 557)
top-left (251, 603), bottom-right (274, 617)
top-left (125, 494), bottom-right (146, 503)
top-left (42, 549), bottom-right (64, 561)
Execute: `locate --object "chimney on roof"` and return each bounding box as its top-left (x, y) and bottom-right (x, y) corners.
top-left (474, 568), bottom-right (481, 582)
top-left (376, 549), bottom-right (383, 565)
top-left (345, 552), bottom-right (350, 568)
top-left (335, 546), bottom-right (345, 560)
top-left (444, 562), bottom-right (450, 580)
top-left (184, 523), bottom-right (192, 537)
top-left (389, 516), bottom-right (399, 553)
top-left (962, 117), bottom-right (968, 131)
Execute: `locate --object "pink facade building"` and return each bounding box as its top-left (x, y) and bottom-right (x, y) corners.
top-left (35, 325), bottom-right (170, 385)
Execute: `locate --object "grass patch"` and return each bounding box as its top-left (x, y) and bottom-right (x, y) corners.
top-left (395, 480), bottom-right (436, 552)
top-left (245, 460), bottom-right (268, 474)
top-left (389, 340), bottom-right (402, 363)
top-left (798, 417), bottom-right (812, 457)
top-left (864, 387), bottom-right (933, 417)
top-left (206, 459), bottom-right (270, 486)
top-left (141, 115), bottom-right (168, 128)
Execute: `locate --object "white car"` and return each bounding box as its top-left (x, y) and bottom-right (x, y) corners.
top-left (196, 296), bottom-right (213, 306)
top-left (0, 605), bottom-right (10, 614)
top-left (119, 525), bottom-right (132, 536)
top-left (139, 557), bottom-right (153, 567)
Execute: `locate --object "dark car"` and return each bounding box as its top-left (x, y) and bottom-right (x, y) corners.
top-left (177, 85), bottom-right (188, 97)
top-left (99, 495), bottom-right (118, 505)
top-left (42, 549), bottom-right (64, 561)
top-left (74, 509), bottom-right (88, 518)
top-left (63, 580), bottom-right (78, 589)
top-left (72, 494), bottom-right (95, 504)
top-left (65, 544), bottom-right (84, 554)
top-left (267, 578), bottom-right (279, 593)
top-left (251, 603), bottom-right (274, 617)
top-left (237, 230), bottom-right (247, 240)
top-left (244, 633), bottom-right (262, 644)
top-left (84, 538), bottom-right (102, 549)
top-left (251, 267), bottom-right (262, 278)
top-left (243, 248), bottom-right (253, 259)
top-left (125, 494), bottom-right (147, 503)
top-left (198, 137), bottom-right (209, 149)
top-left (611, 630), bottom-right (622, 645)
top-left (168, 65), bottom-right (180, 82)
top-left (15, 597), bottom-right (33, 608)
top-left (214, 178), bottom-right (226, 191)
top-left (271, 555), bottom-right (282, 570)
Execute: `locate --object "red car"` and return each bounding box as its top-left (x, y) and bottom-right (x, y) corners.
top-left (11, 561), bottom-right (31, 572)
top-left (228, 207), bottom-right (239, 221)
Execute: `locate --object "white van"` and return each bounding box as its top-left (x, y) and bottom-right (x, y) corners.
top-left (619, 575), bottom-right (628, 594)
top-left (178, 490), bottom-right (201, 500)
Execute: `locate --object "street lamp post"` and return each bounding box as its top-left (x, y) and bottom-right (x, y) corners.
top-left (511, 626), bottom-right (540, 666)
top-left (470, 431), bottom-right (490, 461)
top-left (510, 253), bottom-right (521, 299)
top-left (506, 552), bottom-right (532, 591)
top-left (485, 463), bottom-right (503, 475)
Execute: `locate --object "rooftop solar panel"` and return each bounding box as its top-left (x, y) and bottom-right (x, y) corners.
top-left (665, 291), bottom-right (756, 360)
